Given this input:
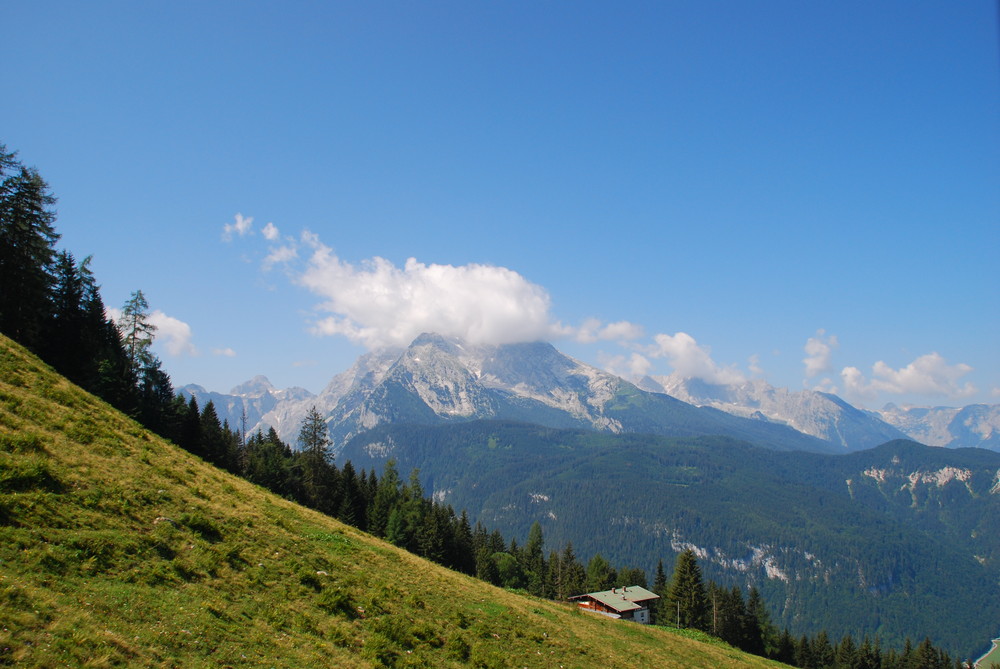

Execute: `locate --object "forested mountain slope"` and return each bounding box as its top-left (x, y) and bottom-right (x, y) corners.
top-left (0, 334), bottom-right (787, 668)
top-left (341, 420), bottom-right (1000, 656)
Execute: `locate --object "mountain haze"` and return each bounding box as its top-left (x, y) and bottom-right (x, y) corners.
top-left (876, 402), bottom-right (1000, 450)
top-left (639, 376), bottom-right (909, 451)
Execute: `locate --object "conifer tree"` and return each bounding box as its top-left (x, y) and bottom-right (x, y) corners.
top-left (117, 289), bottom-right (157, 376)
top-left (0, 149), bottom-right (59, 351)
top-left (774, 628), bottom-right (796, 665)
top-left (180, 395), bottom-right (202, 455)
top-left (452, 511), bottom-right (475, 575)
top-left (475, 545), bottom-right (500, 586)
top-left (298, 406), bottom-right (335, 513)
top-left (743, 586), bottom-right (768, 656)
top-left (811, 630), bottom-right (835, 669)
top-left (559, 542), bottom-right (586, 598)
top-left (199, 401), bottom-right (227, 466)
top-left (651, 559), bottom-right (669, 624)
top-left (46, 251), bottom-right (87, 379)
top-left (794, 635), bottom-right (814, 669)
top-left (337, 461), bottom-right (365, 529)
top-left (668, 549), bottom-right (708, 631)
top-left (523, 521), bottom-right (547, 596)
top-left (836, 634), bottom-right (858, 669)
top-left (856, 636), bottom-right (880, 669)
top-left (585, 553), bottom-right (615, 592)
top-left (369, 459), bottom-right (402, 537)
top-left (615, 566), bottom-right (647, 589)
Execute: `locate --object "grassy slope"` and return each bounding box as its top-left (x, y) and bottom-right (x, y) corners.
top-left (0, 335), bottom-right (786, 668)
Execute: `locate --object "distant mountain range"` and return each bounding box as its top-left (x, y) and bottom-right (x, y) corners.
top-left (637, 375), bottom-right (909, 451)
top-left (181, 333), bottom-right (998, 453)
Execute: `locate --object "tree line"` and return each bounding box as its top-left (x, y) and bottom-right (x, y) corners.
top-left (0, 142), bottom-right (970, 668)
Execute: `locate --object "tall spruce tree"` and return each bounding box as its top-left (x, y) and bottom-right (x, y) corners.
top-left (652, 559), bottom-right (668, 625)
top-left (117, 289), bottom-right (156, 375)
top-left (668, 549), bottom-right (708, 630)
top-left (559, 542), bottom-right (586, 598)
top-left (0, 149), bottom-right (59, 351)
top-left (524, 521), bottom-right (547, 597)
top-left (369, 459), bottom-right (402, 537)
top-left (298, 406), bottom-right (335, 513)
top-left (585, 553), bottom-right (615, 592)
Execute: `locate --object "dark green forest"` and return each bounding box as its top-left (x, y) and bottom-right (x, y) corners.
top-left (0, 143), bottom-right (977, 667)
top-left (339, 420), bottom-right (1000, 657)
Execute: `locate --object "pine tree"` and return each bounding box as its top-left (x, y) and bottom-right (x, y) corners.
top-left (475, 546), bottom-right (500, 586)
top-left (180, 395), bottom-right (202, 455)
top-left (337, 461), bottom-right (364, 529)
top-left (668, 549), bottom-right (708, 631)
top-left (46, 251), bottom-right (87, 380)
top-left (856, 636), bottom-right (880, 669)
top-left (585, 553), bottom-right (615, 592)
top-left (368, 459), bottom-right (402, 537)
top-left (523, 521), bottom-right (547, 597)
top-left (139, 357), bottom-right (175, 436)
top-left (743, 586), bottom-right (768, 656)
top-left (117, 289), bottom-right (157, 377)
top-left (0, 150), bottom-right (59, 351)
top-left (560, 542), bottom-right (586, 598)
top-left (452, 510), bottom-right (475, 575)
top-left (836, 633), bottom-right (858, 669)
top-left (615, 566), bottom-right (647, 589)
top-left (297, 406), bottom-right (335, 513)
top-left (811, 630), bottom-right (835, 669)
top-left (546, 549), bottom-right (563, 599)
top-left (913, 637), bottom-right (942, 669)
top-left (199, 401), bottom-right (228, 466)
top-left (774, 628), bottom-right (796, 665)
top-left (795, 634), bottom-right (814, 669)
top-left (652, 558), bottom-right (668, 625)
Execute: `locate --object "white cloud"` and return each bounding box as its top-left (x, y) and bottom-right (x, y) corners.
top-left (841, 352), bottom-right (977, 404)
top-left (106, 306), bottom-right (195, 357)
top-left (263, 244), bottom-right (298, 270)
top-left (295, 233), bottom-right (560, 349)
top-left (262, 222), bottom-right (279, 241)
top-left (599, 352), bottom-right (653, 379)
top-left (811, 377), bottom-right (838, 395)
top-left (576, 318), bottom-right (644, 343)
top-left (840, 366), bottom-right (875, 403)
top-left (222, 213), bottom-right (254, 241)
top-left (644, 332), bottom-right (746, 385)
top-left (149, 310), bottom-right (197, 356)
top-left (803, 329), bottom-right (838, 379)
top-left (213, 347), bottom-right (237, 357)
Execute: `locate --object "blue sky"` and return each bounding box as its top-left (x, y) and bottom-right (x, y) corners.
top-left (3, 1), bottom-right (997, 409)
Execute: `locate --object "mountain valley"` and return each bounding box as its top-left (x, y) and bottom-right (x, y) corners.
top-left (339, 421), bottom-right (1000, 655)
